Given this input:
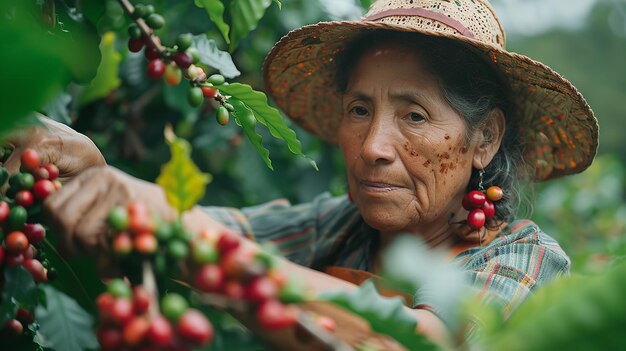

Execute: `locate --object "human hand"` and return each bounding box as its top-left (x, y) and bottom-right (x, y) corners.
top-left (3, 114), bottom-right (106, 184)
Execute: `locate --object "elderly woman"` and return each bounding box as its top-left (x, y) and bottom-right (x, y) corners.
top-left (7, 0), bottom-right (598, 344)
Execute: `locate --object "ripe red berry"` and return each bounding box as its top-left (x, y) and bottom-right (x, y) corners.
top-left (147, 59), bottom-right (166, 80)
top-left (256, 300), bottom-right (298, 330)
top-left (23, 223), bottom-right (46, 244)
top-left (173, 52), bottom-right (192, 69)
top-left (123, 316), bottom-right (150, 346)
top-left (482, 200), bottom-right (495, 219)
top-left (5, 231), bottom-right (29, 254)
top-left (42, 163), bottom-right (59, 181)
top-left (16, 308), bottom-right (34, 325)
top-left (15, 190), bottom-right (34, 208)
top-left (4, 319), bottom-right (24, 336)
top-left (132, 286), bottom-right (152, 314)
top-left (0, 246), bottom-right (4, 265)
top-left (5, 254), bottom-right (24, 266)
top-left (97, 326), bottom-right (123, 350)
top-left (144, 47), bottom-right (159, 60)
top-left (33, 179), bottom-right (55, 200)
top-left (467, 209), bottom-right (486, 230)
top-left (176, 309), bottom-right (213, 346)
top-left (486, 186), bottom-right (504, 202)
top-left (23, 245), bottom-right (37, 259)
top-left (33, 167), bottom-right (50, 180)
top-left (113, 232), bottom-right (133, 255)
top-left (245, 276), bottom-right (278, 303)
top-left (128, 38), bottom-right (144, 52)
top-left (0, 201), bottom-right (10, 222)
top-left (467, 190), bottom-right (486, 208)
top-left (97, 292), bottom-right (116, 321)
top-left (20, 148), bottom-right (40, 172)
top-left (111, 298), bottom-right (134, 325)
top-left (194, 264), bottom-right (224, 293)
top-left (147, 315), bottom-right (173, 346)
top-left (134, 233), bottom-right (157, 255)
top-left (222, 280), bottom-right (245, 299)
top-left (22, 259), bottom-right (47, 282)
top-left (201, 86), bottom-right (217, 99)
top-left (216, 233), bottom-right (240, 254)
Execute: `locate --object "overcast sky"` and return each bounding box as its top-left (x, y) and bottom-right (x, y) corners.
top-left (321, 0), bottom-right (602, 37)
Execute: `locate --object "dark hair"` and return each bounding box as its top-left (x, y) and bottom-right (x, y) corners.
top-left (334, 30), bottom-right (528, 225)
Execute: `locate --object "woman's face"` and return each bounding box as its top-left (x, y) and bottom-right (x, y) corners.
top-left (337, 42), bottom-right (483, 236)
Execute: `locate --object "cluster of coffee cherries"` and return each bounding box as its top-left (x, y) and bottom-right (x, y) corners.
top-left (462, 186), bottom-right (503, 230)
top-left (96, 279), bottom-right (212, 350)
top-left (0, 148), bottom-right (60, 336)
top-left (125, 2), bottom-right (232, 125)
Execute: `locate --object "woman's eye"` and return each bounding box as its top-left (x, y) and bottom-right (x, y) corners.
top-left (408, 112), bottom-right (425, 122)
top-left (350, 106), bottom-right (368, 116)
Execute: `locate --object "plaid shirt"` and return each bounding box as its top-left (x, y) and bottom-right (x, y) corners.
top-left (202, 192), bottom-right (570, 317)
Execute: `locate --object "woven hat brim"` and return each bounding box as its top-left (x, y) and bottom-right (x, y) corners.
top-left (263, 21), bottom-right (599, 181)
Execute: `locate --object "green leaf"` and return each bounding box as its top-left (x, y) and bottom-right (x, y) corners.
top-left (219, 83), bottom-right (316, 170)
top-left (321, 281), bottom-right (437, 351)
top-left (41, 92), bottom-right (72, 124)
top-left (156, 128), bottom-right (212, 214)
top-left (229, 0), bottom-right (273, 51)
top-left (194, 0), bottom-right (231, 44)
top-left (0, 266), bottom-right (38, 324)
top-left (485, 261), bottom-right (626, 351)
top-left (229, 98), bottom-right (273, 170)
top-left (192, 35), bottom-right (241, 78)
top-left (79, 31), bottom-right (122, 106)
top-left (35, 285), bottom-right (98, 351)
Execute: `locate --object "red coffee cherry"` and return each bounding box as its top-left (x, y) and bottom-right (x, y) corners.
top-left (42, 163), bottom-right (59, 181)
top-left (223, 280), bottom-right (245, 299)
top-left (201, 86), bottom-right (217, 99)
top-left (97, 326), bottom-right (123, 350)
top-left (147, 59), bottom-right (166, 80)
top-left (0, 201), bottom-right (10, 223)
top-left (194, 264), bottom-right (224, 293)
top-left (216, 232), bottom-right (240, 254)
top-left (123, 316), bottom-right (150, 346)
top-left (33, 167), bottom-right (50, 180)
top-left (134, 234), bottom-right (157, 255)
top-left (128, 38), bottom-right (144, 52)
top-left (33, 179), bottom-right (55, 200)
top-left (0, 246), bottom-right (4, 265)
top-left (111, 298), bottom-right (134, 325)
top-left (132, 286), bottom-right (152, 315)
top-left (144, 47), bottom-right (159, 60)
top-left (467, 209), bottom-right (486, 230)
top-left (245, 276), bottom-right (278, 303)
top-left (176, 309), bottom-right (214, 346)
top-left (15, 190), bottom-right (34, 208)
top-left (147, 315), bottom-right (173, 346)
top-left (23, 223), bottom-right (46, 244)
top-left (97, 292), bottom-right (116, 322)
top-left (486, 186), bottom-right (504, 202)
top-left (173, 52), bottom-right (192, 69)
top-left (113, 232), bottom-right (133, 255)
top-left (20, 148), bottom-right (40, 172)
top-left (466, 190), bottom-right (486, 208)
top-left (256, 299), bottom-right (298, 330)
top-left (482, 200), bottom-right (495, 219)
top-left (5, 231), bottom-right (29, 254)
top-left (4, 319), bottom-right (24, 336)
top-left (22, 259), bottom-right (48, 282)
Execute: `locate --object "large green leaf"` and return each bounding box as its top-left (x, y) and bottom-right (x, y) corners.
top-left (485, 261), bottom-right (626, 351)
top-left (229, 98), bottom-right (272, 170)
top-left (321, 280), bottom-right (437, 351)
top-left (79, 31), bottom-right (122, 106)
top-left (35, 285), bottom-right (98, 351)
top-left (0, 266), bottom-right (39, 324)
top-left (192, 35), bottom-right (241, 78)
top-left (156, 128), bottom-right (212, 214)
top-left (218, 83), bottom-right (316, 169)
top-left (229, 0), bottom-right (273, 51)
top-left (194, 0), bottom-right (231, 44)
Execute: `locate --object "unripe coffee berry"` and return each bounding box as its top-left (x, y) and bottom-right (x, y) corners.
top-left (486, 186), bottom-right (504, 202)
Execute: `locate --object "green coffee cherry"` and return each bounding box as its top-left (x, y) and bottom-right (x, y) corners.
top-left (208, 74), bottom-right (225, 86)
top-left (161, 293), bottom-right (188, 322)
top-left (131, 4), bottom-right (147, 19)
top-left (127, 24), bottom-right (142, 39)
top-left (167, 239), bottom-right (189, 260)
top-left (145, 14), bottom-right (165, 29)
top-left (216, 106), bottom-right (229, 126)
top-left (187, 87), bottom-right (204, 107)
top-left (177, 33), bottom-right (193, 52)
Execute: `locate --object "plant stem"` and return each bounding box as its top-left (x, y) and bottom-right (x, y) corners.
top-left (117, 0), bottom-right (167, 55)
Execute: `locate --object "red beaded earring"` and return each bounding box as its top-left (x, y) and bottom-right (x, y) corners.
top-left (462, 169), bottom-right (504, 230)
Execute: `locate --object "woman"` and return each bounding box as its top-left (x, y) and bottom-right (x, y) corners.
top-left (9, 0), bottom-right (598, 344)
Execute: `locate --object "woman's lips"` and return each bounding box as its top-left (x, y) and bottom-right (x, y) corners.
top-left (359, 180), bottom-right (403, 192)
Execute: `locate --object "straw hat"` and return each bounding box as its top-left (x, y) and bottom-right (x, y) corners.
top-left (262, 0), bottom-right (599, 181)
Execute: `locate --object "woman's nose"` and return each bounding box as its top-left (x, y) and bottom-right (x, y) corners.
top-left (359, 118), bottom-right (397, 165)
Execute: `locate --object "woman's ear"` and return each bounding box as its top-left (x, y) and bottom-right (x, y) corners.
top-left (472, 108), bottom-right (506, 169)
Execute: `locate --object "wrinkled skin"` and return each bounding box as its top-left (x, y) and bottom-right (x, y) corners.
top-left (3, 115), bottom-right (106, 183)
top-left (337, 41), bottom-right (504, 248)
